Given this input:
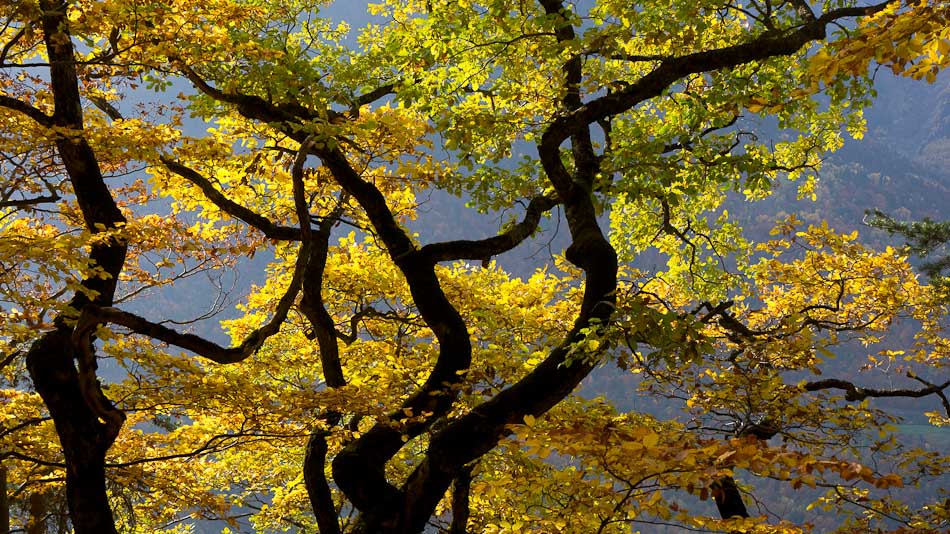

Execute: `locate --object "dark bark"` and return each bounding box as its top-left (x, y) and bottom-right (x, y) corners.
top-left (24, 3), bottom-right (128, 534)
top-left (711, 476), bottom-right (749, 519)
top-left (303, 427), bottom-right (341, 534)
top-left (27, 492), bottom-right (47, 534)
top-left (0, 465), bottom-right (8, 534)
top-left (27, 330), bottom-right (119, 534)
top-left (449, 464), bottom-right (474, 534)
top-left (165, 1), bottom-right (901, 531)
top-left (317, 145), bottom-right (474, 522)
top-left (299, 200), bottom-right (345, 534)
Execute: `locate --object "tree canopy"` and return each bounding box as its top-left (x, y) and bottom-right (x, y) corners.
top-left (0, 0), bottom-right (948, 533)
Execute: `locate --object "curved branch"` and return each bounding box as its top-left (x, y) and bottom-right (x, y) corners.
top-left (321, 141), bottom-right (473, 517)
top-left (295, 142), bottom-right (346, 534)
top-left (803, 376), bottom-right (950, 408)
top-left (349, 83), bottom-right (398, 116)
top-left (77, 144), bottom-right (319, 364)
top-left (907, 373), bottom-right (950, 416)
top-left (418, 194), bottom-right (558, 263)
top-left (0, 417), bottom-right (50, 440)
top-left (159, 157), bottom-right (302, 241)
top-left (180, 63), bottom-right (396, 125)
top-left (178, 63), bottom-right (327, 125)
top-left (0, 95), bottom-right (53, 127)
top-left (540, 1), bottom-right (896, 146)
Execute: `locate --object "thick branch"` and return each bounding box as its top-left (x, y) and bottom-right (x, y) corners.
top-left (25, 3), bottom-right (129, 533)
top-left (541, 1), bottom-right (895, 146)
top-left (0, 95), bottom-right (53, 127)
top-left (180, 63), bottom-right (395, 126)
top-left (418, 194), bottom-right (558, 263)
top-left (295, 145), bottom-right (346, 534)
top-left (349, 83), bottom-right (398, 116)
top-left (178, 64), bottom-right (327, 125)
top-left (178, 65), bottom-right (475, 521)
top-left (803, 377), bottom-right (950, 405)
top-left (321, 142), bottom-right (473, 517)
top-left (711, 476), bottom-right (750, 519)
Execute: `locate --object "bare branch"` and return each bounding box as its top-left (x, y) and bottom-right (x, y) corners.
top-left (105, 431), bottom-right (301, 468)
top-left (803, 377), bottom-right (950, 405)
top-left (0, 194), bottom-right (61, 208)
top-left (907, 373), bottom-right (950, 416)
top-left (418, 194), bottom-right (558, 264)
top-left (87, 95), bottom-right (122, 121)
top-left (0, 451), bottom-right (64, 469)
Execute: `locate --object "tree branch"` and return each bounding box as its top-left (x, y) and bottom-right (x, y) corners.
top-left (177, 63), bottom-right (328, 125)
top-left (76, 143), bottom-right (319, 364)
top-left (159, 157), bottom-right (302, 241)
top-left (449, 463), bottom-right (474, 534)
top-left (418, 194), bottom-right (558, 264)
top-left (0, 194), bottom-right (61, 208)
top-left (803, 376), bottom-right (950, 408)
top-left (321, 141), bottom-right (473, 518)
top-left (0, 95), bottom-right (53, 127)
top-left (540, 1), bottom-right (896, 146)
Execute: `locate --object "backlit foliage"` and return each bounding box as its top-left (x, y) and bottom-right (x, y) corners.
top-left (0, 1), bottom-right (947, 533)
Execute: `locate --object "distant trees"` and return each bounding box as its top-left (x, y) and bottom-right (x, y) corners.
top-left (0, 1), bottom-right (948, 533)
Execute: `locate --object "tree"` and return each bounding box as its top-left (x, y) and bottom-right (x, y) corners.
top-left (865, 208), bottom-right (950, 284)
top-left (0, 0), bottom-right (947, 533)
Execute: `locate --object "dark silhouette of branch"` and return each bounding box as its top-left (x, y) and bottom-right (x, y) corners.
top-left (0, 416), bottom-right (50, 440)
top-left (159, 157), bottom-right (303, 241)
top-left (0, 95), bottom-right (53, 127)
top-left (0, 194), bottom-right (61, 208)
top-left (74, 142), bottom-right (319, 364)
top-left (804, 376), bottom-right (950, 414)
top-left (418, 194), bottom-right (558, 264)
top-left (449, 463), bottom-right (474, 534)
top-left (711, 476), bottom-right (750, 519)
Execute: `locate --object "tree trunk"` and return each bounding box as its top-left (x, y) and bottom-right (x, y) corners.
top-left (23, 2), bottom-right (130, 533)
top-left (0, 465), bottom-right (8, 534)
top-left (27, 491), bottom-right (47, 534)
top-left (26, 330), bottom-right (119, 534)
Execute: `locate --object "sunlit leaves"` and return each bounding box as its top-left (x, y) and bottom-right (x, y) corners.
top-left (1, 0), bottom-right (948, 533)
top-left (810, 1), bottom-right (950, 84)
